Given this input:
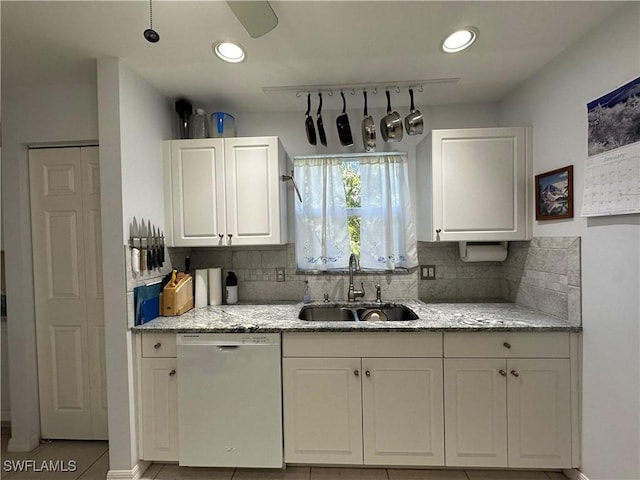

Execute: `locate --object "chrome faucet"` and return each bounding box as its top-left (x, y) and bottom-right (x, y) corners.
top-left (348, 253), bottom-right (365, 302)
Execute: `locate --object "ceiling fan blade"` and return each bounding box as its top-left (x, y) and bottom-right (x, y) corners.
top-left (226, 1), bottom-right (278, 38)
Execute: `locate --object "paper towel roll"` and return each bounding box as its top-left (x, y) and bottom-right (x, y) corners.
top-left (208, 267), bottom-right (223, 306)
top-left (195, 269), bottom-right (209, 308)
top-left (459, 242), bottom-right (508, 262)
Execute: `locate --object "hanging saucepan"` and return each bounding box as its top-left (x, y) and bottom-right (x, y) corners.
top-left (305, 93), bottom-right (317, 146)
top-left (361, 91), bottom-right (376, 152)
top-left (317, 92), bottom-right (327, 146)
top-left (380, 90), bottom-right (403, 142)
top-left (404, 88), bottom-right (424, 135)
top-left (336, 91), bottom-right (354, 147)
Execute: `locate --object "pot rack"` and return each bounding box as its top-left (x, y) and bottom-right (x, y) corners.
top-left (262, 77), bottom-right (460, 97)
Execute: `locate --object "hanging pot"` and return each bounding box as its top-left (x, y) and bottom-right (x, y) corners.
top-left (316, 92), bottom-right (327, 146)
top-left (305, 93), bottom-right (317, 146)
top-left (336, 91), bottom-right (354, 147)
top-left (380, 90), bottom-right (403, 142)
top-left (361, 91), bottom-right (376, 152)
top-left (404, 88), bottom-right (424, 135)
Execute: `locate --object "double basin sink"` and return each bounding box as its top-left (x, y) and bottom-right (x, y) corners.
top-left (299, 303), bottom-right (419, 322)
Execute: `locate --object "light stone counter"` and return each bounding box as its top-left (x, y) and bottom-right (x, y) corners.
top-left (131, 299), bottom-right (581, 333)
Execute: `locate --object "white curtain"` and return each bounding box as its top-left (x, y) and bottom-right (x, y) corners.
top-left (294, 156), bottom-right (350, 270)
top-left (359, 153), bottom-right (418, 270)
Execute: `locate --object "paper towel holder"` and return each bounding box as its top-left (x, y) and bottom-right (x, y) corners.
top-left (459, 241), bottom-right (509, 262)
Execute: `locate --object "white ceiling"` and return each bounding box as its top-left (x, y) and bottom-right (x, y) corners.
top-left (1, 1), bottom-right (623, 113)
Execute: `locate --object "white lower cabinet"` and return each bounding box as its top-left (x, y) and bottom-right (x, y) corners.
top-left (443, 332), bottom-right (573, 469)
top-left (139, 334), bottom-right (178, 462)
top-left (282, 333), bottom-right (444, 466)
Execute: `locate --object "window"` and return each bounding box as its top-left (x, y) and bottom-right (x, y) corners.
top-left (294, 153), bottom-right (418, 272)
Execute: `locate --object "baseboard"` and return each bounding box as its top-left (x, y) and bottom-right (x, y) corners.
top-left (6, 434), bottom-right (40, 452)
top-left (106, 460), bottom-right (150, 480)
top-left (563, 469), bottom-right (591, 480)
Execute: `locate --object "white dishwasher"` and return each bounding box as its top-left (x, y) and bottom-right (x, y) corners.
top-left (176, 333), bottom-right (282, 467)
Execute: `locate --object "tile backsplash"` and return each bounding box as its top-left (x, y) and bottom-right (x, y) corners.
top-left (169, 236), bottom-right (581, 324)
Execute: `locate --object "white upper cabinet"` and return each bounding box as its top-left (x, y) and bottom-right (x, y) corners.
top-left (416, 127), bottom-right (532, 242)
top-left (164, 137), bottom-right (288, 247)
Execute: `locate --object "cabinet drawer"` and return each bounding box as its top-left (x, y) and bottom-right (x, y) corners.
top-left (283, 332), bottom-right (442, 358)
top-left (142, 333), bottom-right (177, 358)
top-left (444, 332), bottom-right (569, 358)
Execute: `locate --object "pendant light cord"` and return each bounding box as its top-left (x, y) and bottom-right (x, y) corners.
top-left (149, 0), bottom-right (153, 29)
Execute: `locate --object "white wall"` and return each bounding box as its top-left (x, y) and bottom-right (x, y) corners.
top-left (500, 4), bottom-right (640, 479)
top-left (97, 57), bottom-right (172, 475)
top-left (1, 81), bottom-right (98, 451)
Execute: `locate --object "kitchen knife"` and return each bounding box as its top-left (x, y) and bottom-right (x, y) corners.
top-left (160, 231), bottom-right (165, 265)
top-left (130, 220), bottom-right (140, 274)
top-left (140, 218), bottom-right (147, 272)
top-left (151, 226), bottom-right (157, 269)
top-left (147, 220), bottom-right (153, 270)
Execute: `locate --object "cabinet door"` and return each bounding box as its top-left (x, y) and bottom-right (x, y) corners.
top-left (224, 137), bottom-right (284, 245)
top-left (283, 357), bottom-right (363, 464)
top-left (170, 139), bottom-right (226, 246)
top-left (432, 127), bottom-right (530, 241)
top-left (141, 358), bottom-right (178, 462)
top-left (444, 358), bottom-right (508, 467)
top-left (362, 358), bottom-right (444, 466)
top-left (507, 359), bottom-right (572, 468)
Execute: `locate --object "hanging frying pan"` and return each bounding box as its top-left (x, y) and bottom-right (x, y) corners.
top-left (317, 92), bottom-right (327, 146)
top-left (336, 91), bottom-right (354, 147)
top-left (380, 90), bottom-right (403, 142)
top-left (361, 91), bottom-right (376, 152)
top-left (404, 88), bottom-right (424, 135)
top-left (305, 93), bottom-right (317, 145)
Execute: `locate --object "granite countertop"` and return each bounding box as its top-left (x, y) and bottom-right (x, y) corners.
top-left (131, 299), bottom-right (581, 333)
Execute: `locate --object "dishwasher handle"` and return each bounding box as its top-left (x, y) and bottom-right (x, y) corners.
top-left (217, 345), bottom-right (240, 351)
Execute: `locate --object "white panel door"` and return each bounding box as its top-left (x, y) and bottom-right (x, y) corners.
top-left (507, 359), bottom-right (572, 468)
top-left (224, 137), bottom-right (280, 245)
top-left (29, 147), bottom-right (92, 439)
top-left (362, 358), bottom-right (444, 466)
top-left (283, 357), bottom-right (363, 464)
top-left (432, 127), bottom-right (528, 241)
top-left (81, 147), bottom-right (108, 439)
top-left (444, 358), bottom-right (508, 467)
top-left (141, 358), bottom-right (178, 462)
top-left (171, 139), bottom-right (226, 246)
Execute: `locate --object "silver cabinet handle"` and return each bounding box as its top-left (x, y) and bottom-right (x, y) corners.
top-left (510, 370), bottom-right (519, 377)
top-left (154, 342), bottom-right (162, 349)
top-left (499, 369), bottom-right (507, 377)
top-left (354, 370), bottom-right (360, 377)
top-left (169, 369), bottom-right (176, 376)
top-left (503, 342), bottom-right (512, 349)
top-left (436, 229), bottom-right (442, 233)
top-left (218, 233), bottom-right (224, 238)
top-left (365, 370), bottom-right (371, 377)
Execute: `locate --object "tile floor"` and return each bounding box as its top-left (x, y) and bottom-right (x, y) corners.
top-left (1, 436), bottom-right (569, 480)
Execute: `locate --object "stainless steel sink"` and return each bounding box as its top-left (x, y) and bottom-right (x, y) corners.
top-left (298, 304), bottom-right (418, 322)
top-left (298, 305), bottom-right (357, 321)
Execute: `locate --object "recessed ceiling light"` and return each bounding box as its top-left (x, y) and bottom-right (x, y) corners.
top-left (213, 41), bottom-right (246, 63)
top-left (442, 27), bottom-right (478, 53)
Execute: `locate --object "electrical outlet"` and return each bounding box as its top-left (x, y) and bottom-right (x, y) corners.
top-left (420, 264), bottom-right (436, 280)
top-left (276, 267), bottom-right (286, 282)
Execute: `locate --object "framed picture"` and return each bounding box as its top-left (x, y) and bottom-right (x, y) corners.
top-left (535, 165), bottom-right (574, 220)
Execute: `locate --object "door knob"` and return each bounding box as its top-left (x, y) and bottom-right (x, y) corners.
top-left (354, 370), bottom-right (360, 377)
top-left (503, 342), bottom-right (512, 349)
top-left (365, 370), bottom-right (371, 377)
top-left (499, 369), bottom-right (507, 377)
top-left (154, 342), bottom-right (162, 349)
top-left (169, 369), bottom-right (176, 376)
top-left (510, 370), bottom-right (519, 377)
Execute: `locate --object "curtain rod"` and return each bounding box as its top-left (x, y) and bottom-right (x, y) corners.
top-left (293, 152), bottom-right (408, 160)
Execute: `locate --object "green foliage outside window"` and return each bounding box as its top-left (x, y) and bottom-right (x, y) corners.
top-left (342, 162), bottom-right (361, 256)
